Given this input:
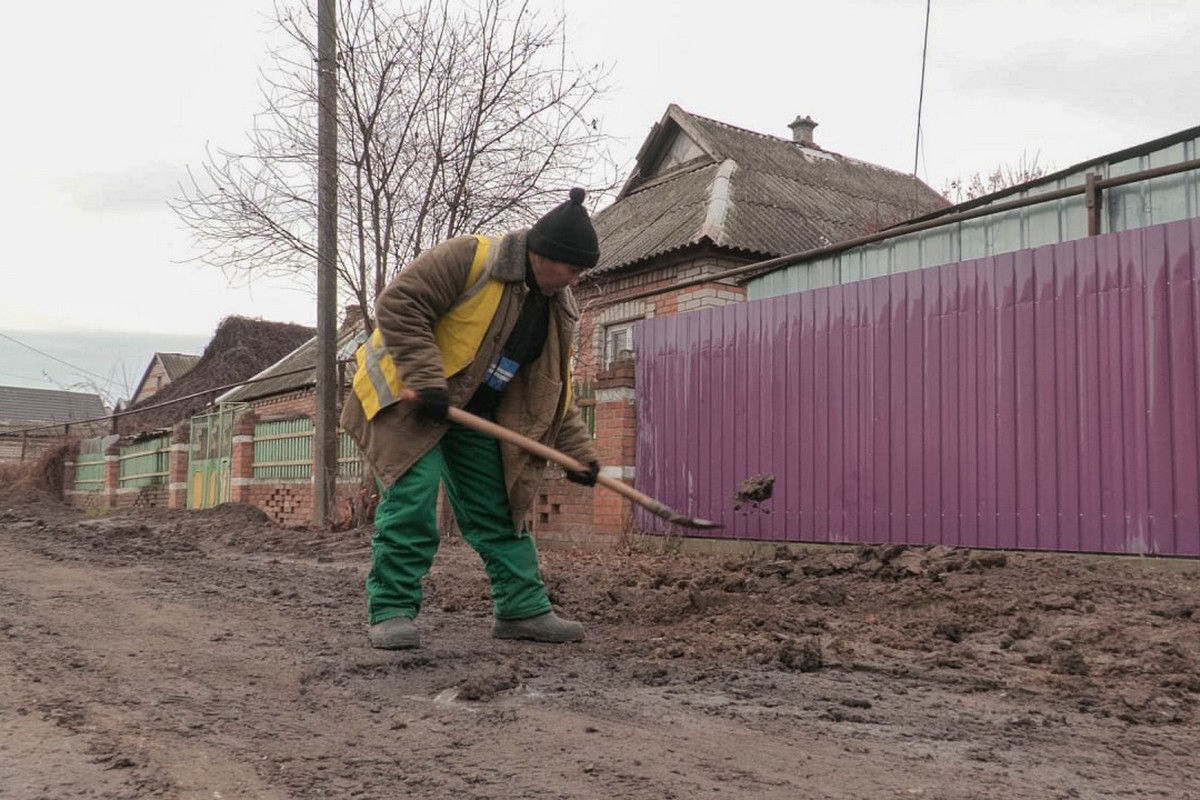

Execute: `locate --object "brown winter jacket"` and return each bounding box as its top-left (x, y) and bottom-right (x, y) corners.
top-left (340, 230), bottom-right (598, 531)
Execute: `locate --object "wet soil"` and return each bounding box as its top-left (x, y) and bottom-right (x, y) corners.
top-left (732, 472), bottom-right (775, 510)
top-left (2, 486), bottom-right (1198, 799)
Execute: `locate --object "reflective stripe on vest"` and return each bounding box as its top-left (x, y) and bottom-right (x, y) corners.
top-left (352, 235), bottom-right (502, 420)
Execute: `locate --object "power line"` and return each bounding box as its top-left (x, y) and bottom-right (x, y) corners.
top-left (913, 0), bottom-right (932, 178)
top-left (0, 361), bottom-right (352, 438)
top-left (0, 369), bottom-right (49, 383)
top-left (0, 331), bottom-right (122, 389)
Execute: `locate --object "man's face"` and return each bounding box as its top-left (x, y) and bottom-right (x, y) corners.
top-left (529, 251), bottom-right (585, 295)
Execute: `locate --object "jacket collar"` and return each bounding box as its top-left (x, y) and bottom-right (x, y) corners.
top-left (493, 230), bottom-right (530, 282)
top-left (497, 229), bottom-right (580, 323)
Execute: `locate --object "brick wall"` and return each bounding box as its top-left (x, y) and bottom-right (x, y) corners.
top-left (528, 473), bottom-right (605, 549)
top-left (531, 246), bottom-right (747, 550)
top-left (533, 359), bottom-right (639, 552)
top-left (167, 424), bottom-right (189, 510)
top-left (574, 248), bottom-right (748, 383)
top-left (250, 390), bottom-right (319, 419)
top-left (112, 486), bottom-right (168, 510)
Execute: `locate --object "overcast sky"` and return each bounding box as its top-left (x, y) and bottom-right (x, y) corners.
top-left (2, 0), bottom-right (1198, 401)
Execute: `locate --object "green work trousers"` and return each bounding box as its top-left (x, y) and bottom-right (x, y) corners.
top-left (366, 418), bottom-right (551, 625)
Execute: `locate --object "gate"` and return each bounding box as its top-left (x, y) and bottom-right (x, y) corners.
top-left (187, 404), bottom-right (244, 509)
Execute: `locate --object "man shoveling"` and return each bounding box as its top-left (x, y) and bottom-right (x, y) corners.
top-left (342, 188), bottom-right (601, 650)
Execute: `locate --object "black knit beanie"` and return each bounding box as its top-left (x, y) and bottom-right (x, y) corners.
top-left (527, 187), bottom-right (600, 270)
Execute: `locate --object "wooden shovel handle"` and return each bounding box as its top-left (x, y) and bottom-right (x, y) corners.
top-left (445, 407), bottom-right (720, 529)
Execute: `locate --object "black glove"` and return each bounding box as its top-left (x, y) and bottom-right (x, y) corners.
top-left (565, 460), bottom-right (600, 487)
top-left (413, 387), bottom-right (450, 423)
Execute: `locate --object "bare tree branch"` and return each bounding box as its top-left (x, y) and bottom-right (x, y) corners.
top-left (942, 151), bottom-right (1051, 204)
top-left (171, 0), bottom-right (618, 330)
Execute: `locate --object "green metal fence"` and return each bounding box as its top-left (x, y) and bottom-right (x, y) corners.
top-left (74, 436), bottom-right (106, 493)
top-left (119, 435), bottom-right (171, 488)
top-left (253, 418), bottom-right (364, 479)
top-left (253, 419), bottom-right (313, 480)
top-left (339, 431), bottom-right (364, 478)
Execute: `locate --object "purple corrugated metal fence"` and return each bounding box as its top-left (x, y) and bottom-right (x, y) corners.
top-left (635, 218), bottom-right (1200, 556)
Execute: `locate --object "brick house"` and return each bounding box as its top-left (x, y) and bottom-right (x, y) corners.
top-left (531, 105), bottom-right (950, 547)
top-left (0, 386), bottom-right (107, 463)
top-left (577, 104), bottom-right (949, 378)
top-left (212, 310), bottom-right (367, 526)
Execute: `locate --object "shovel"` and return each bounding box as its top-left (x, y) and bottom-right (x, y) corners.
top-left (446, 406), bottom-right (721, 530)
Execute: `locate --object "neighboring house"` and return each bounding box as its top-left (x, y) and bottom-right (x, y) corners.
top-left (130, 352), bottom-right (202, 405)
top-left (575, 104), bottom-right (948, 378)
top-left (116, 316), bottom-right (315, 437)
top-left (523, 105), bottom-right (950, 548)
top-left (0, 385), bottom-right (107, 462)
top-left (210, 308), bottom-right (368, 524)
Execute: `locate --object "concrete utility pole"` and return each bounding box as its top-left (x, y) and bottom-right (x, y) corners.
top-left (313, 0), bottom-right (338, 527)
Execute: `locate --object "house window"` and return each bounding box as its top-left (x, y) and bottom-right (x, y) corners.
top-left (604, 322), bottom-right (636, 367)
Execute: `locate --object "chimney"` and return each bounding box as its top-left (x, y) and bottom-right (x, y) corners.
top-left (788, 115), bottom-right (818, 145)
top-left (342, 303), bottom-right (365, 327)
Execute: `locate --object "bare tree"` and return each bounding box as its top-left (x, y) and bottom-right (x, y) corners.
top-left (942, 151), bottom-right (1051, 204)
top-left (173, 0), bottom-right (616, 330)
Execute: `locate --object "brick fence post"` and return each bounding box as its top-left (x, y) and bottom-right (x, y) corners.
top-left (593, 359), bottom-right (637, 538)
top-left (168, 422), bottom-right (191, 510)
top-left (229, 411), bottom-right (258, 504)
top-left (104, 440), bottom-right (121, 511)
top-left (62, 457), bottom-right (76, 502)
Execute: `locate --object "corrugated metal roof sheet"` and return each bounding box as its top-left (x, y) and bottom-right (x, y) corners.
top-left (590, 106), bottom-right (947, 275)
top-left (0, 386), bottom-right (107, 426)
top-left (748, 126), bottom-right (1200, 301)
top-left (592, 162), bottom-right (721, 270)
top-left (157, 352), bottom-right (201, 381)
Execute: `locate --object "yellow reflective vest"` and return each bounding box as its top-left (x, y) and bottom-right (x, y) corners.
top-left (352, 234), bottom-right (503, 420)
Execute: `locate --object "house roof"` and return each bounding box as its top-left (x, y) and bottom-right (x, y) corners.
top-left (159, 352), bottom-right (202, 381)
top-left (216, 320), bottom-right (367, 405)
top-left (589, 105), bottom-right (949, 275)
top-left (130, 352), bottom-right (202, 401)
top-left (0, 385), bottom-right (107, 428)
top-left (116, 316), bottom-right (315, 436)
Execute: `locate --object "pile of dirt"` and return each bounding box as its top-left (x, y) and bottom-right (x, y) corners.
top-left (527, 542), bottom-right (1196, 724)
top-left (132, 503), bottom-right (373, 560)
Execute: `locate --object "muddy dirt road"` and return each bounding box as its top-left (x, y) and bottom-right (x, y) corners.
top-left (1, 490), bottom-right (1197, 799)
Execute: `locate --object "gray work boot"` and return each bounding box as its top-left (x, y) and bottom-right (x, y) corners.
top-left (368, 615), bottom-right (420, 650)
top-left (492, 611), bottom-right (584, 643)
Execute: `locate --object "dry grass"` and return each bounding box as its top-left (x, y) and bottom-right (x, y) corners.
top-left (0, 440), bottom-right (77, 501)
